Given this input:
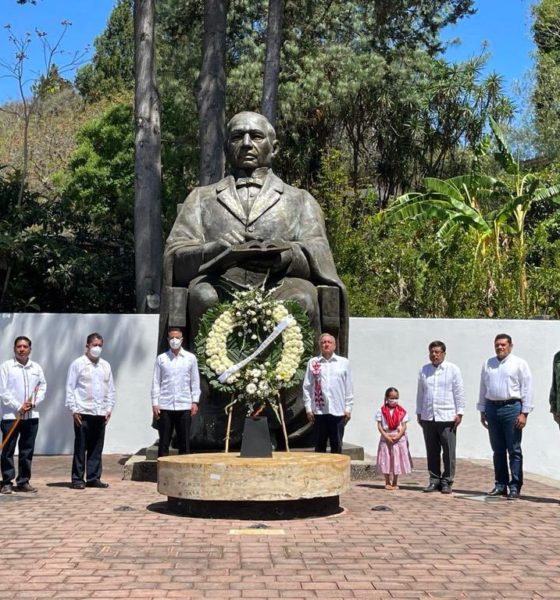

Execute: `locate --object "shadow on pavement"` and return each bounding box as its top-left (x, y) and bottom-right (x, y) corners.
top-left (45, 482), bottom-right (73, 488)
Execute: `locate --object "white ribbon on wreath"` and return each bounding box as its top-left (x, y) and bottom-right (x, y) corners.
top-left (218, 316), bottom-right (294, 383)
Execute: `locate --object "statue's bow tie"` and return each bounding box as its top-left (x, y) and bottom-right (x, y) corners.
top-left (235, 177), bottom-right (263, 188)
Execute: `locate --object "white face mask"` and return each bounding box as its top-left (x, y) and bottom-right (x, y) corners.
top-left (89, 345), bottom-right (102, 358)
top-left (169, 337), bottom-right (183, 350)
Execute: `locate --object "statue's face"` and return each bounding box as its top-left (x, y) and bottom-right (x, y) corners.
top-left (226, 113), bottom-right (278, 170)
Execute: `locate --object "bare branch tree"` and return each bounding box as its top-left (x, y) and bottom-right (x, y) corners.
top-left (0, 22), bottom-right (87, 207)
top-left (0, 21), bottom-right (87, 307)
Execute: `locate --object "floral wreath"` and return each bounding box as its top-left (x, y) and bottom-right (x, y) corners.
top-left (195, 285), bottom-right (314, 418)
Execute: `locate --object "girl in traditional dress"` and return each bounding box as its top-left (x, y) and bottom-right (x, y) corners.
top-left (376, 387), bottom-right (413, 490)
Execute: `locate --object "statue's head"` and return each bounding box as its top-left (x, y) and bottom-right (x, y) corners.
top-left (225, 111), bottom-right (279, 171)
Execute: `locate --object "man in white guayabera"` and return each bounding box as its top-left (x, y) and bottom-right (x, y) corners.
top-left (416, 340), bottom-right (465, 495)
top-left (151, 327), bottom-right (200, 458)
top-left (0, 336), bottom-right (47, 495)
top-left (303, 333), bottom-right (353, 453)
top-left (478, 333), bottom-right (533, 501)
top-left (66, 332), bottom-right (115, 490)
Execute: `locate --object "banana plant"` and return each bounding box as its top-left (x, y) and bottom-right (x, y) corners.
top-left (379, 174), bottom-right (498, 263)
top-left (489, 116), bottom-right (560, 306)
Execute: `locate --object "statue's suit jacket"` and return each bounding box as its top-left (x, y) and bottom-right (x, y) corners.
top-left (160, 170), bottom-right (349, 355)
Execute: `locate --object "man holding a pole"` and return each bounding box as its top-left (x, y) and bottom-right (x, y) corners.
top-left (0, 336), bottom-right (47, 494)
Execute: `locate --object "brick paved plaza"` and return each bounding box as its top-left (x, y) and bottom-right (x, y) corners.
top-left (1, 455), bottom-right (559, 599)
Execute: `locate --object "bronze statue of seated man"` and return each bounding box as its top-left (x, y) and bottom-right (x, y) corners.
top-left (159, 111), bottom-right (348, 448)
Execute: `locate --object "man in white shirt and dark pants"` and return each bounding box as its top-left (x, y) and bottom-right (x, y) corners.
top-left (303, 333), bottom-right (353, 454)
top-left (66, 333), bottom-right (116, 490)
top-left (478, 333), bottom-right (533, 500)
top-left (416, 340), bottom-right (464, 494)
top-left (152, 327), bottom-right (200, 457)
top-left (0, 336), bottom-right (47, 494)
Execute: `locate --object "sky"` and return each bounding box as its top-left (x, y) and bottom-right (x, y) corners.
top-left (0, 0), bottom-right (536, 105)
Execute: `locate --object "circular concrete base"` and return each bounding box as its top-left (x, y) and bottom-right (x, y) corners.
top-left (158, 452), bottom-right (350, 519)
top-left (167, 496), bottom-right (342, 520)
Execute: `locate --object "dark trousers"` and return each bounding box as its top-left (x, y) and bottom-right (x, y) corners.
top-left (420, 419), bottom-right (457, 485)
top-left (314, 414), bottom-right (345, 454)
top-left (1, 418), bottom-right (39, 486)
top-left (485, 401), bottom-right (523, 492)
top-left (158, 409), bottom-right (192, 457)
top-left (72, 414), bottom-right (106, 483)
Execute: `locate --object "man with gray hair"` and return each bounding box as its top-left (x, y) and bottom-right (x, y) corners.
top-left (303, 333), bottom-right (353, 453)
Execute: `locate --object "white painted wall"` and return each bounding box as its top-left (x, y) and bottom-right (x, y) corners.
top-left (1, 314), bottom-right (558, 481)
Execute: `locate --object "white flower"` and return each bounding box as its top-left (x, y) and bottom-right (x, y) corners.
top-left (246, 383), bottom-right (257, 394)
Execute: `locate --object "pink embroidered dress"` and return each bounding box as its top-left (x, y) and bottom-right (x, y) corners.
top-left (375, 405), bottom-right (413, 476)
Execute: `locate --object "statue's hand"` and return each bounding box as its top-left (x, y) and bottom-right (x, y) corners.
top-left (243, 242), bottom-right (293, 273)
top-left (221, 231), bottom-right (246, 245)
top-left (200, 232), bottom-right (246, 262)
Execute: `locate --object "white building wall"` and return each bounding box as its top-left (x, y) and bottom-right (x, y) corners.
top-left (1, 314), bottom-right (558, 480)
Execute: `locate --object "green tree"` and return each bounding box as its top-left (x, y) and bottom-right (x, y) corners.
top-left (50, 103), bottom-right (136, 311)
top-left (378, 118), bottom-right (560, 315)
top-left (532, 0), bottom-right (560, 158)
top-left (488, 117), bottom-right (560, 306)
top-left (75, 0), bottom-right (134, 102)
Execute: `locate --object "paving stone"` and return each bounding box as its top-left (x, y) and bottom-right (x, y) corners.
top-left (1, 455), bottom-right (560, 599)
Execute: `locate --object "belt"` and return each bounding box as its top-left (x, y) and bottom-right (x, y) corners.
top-left (487, 398), bottom-right (521, 407)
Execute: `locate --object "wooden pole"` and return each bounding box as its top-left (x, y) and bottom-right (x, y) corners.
top-left (225, 404), bottom-right (233, 453)
top-left (278, 399), bottom-right (290, 452)
top-left (0, 416), bottom-right (21, 451)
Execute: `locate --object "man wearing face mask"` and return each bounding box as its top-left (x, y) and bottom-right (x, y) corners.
top-left (416, 340), bottom-right (465, 494)
top-left (66, 333), bottom-right (115, 490)
top-left (151, 327), bottom-right (200, 457)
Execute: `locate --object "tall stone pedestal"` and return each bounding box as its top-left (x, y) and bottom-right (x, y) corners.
top-left (158, 452), bottom-right (350, 519)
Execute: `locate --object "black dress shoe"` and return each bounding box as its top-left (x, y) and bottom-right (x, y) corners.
top-left (71, 481), bottom-right (86, 490)
top-left (441, 482), bottom-right (452, 494)
top-left (487, 487), bottom-right (507, 497)
top-left (423, 483), bottom-right (441, 493)
top-left (507, 490), bottom-right (520, 500)
top-left (86, 480), bottom-right (109, 488)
